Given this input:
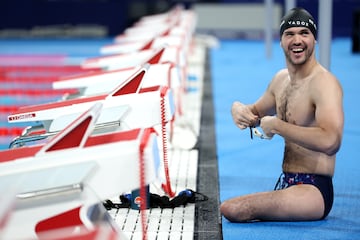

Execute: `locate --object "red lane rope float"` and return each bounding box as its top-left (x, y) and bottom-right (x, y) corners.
top-left (0, 88), bottom-right (78, 96)
top-left (159, 86), bottom-right (175, 198)
top-left (139, 128), bottom-right (153, 240)
top-left (0, 65), bottom-right (84, 73)
top-left (0, 66), bottom-right (98, 81)
top-left (0, 127), bottom-right (24, 136)
top-left (0, 106), bottom-right (20, 113)
top-left (0, 66), bottom-right (101, 75)
top-left (0, 54), bottom-right (66, 62)
top-left (0, 76), bottom-right (63, 83)
top-left (0, 126), bottom-right (46, 138)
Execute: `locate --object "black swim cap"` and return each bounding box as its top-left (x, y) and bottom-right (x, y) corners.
top-left (279, 7), bottom-right (317, 39)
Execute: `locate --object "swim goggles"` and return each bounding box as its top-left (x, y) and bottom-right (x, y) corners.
top-left (250, 126), bottom-right (272, 140)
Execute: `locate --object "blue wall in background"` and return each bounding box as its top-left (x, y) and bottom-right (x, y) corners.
top-left (0, 0), bottom-right (130, 37)
top-left (0, 0), bottom-right (359, 38)
top-left (221, 0), bottom-right (360, 38)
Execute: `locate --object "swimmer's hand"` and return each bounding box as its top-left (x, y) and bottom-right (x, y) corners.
top-left (252, 127), bottom-right (273, 140)
top-left (231, 102), bottom-right (259, 130)
top-left (258, 116), bottom-right (276, 139)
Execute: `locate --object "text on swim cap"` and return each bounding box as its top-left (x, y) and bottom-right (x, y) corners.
top-left (288, 20), bottom-right (308, 27)
top-left (286, 20), bottom-right (316, 30)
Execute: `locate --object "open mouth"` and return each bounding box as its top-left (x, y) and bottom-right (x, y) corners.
top-left (291, 47), bottom-right (305, 56)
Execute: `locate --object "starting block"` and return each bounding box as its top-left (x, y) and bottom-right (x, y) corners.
top-left (8, 66), bottom-right (175, 134)
top-left (81, 46), bottom-right (186, 74)
top-left (101, 35), bottom-right (186, 56)
top-left (0, 102), bottom-right (160, 239)
top-left (53, 63), bottom-right (181, 98)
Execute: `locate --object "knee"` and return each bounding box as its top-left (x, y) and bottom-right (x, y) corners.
top-left (220, 201), bottom-right (247, 222)
top-left (220, 199), bottom-right (255, 222)
top-left (219, 201), bottom-right (228, 216)
top-left (220, 201), bottom-right (234, 222)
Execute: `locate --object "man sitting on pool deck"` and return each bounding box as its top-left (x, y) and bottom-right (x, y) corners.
top-left (220, 7), bottom-right (344, 222)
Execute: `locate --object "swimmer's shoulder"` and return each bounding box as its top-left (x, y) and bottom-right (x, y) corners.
top-left (274, 68), bottom-right (289, 80)
top-left (268, 68), bottom-right (288, 87)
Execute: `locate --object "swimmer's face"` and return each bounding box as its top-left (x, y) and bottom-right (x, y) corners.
top-left (281, 26), bottom-right (316, 66)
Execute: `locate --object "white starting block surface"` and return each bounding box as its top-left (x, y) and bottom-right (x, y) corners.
top-left (8, 67), bottom-right (175, 133)
top-left (82, 46), bottom-right (185, 72)
top-left (0, 102), bottom-right (162, 239)
top-left (1, 102), bottom-right (162, 201)
top-left (53, 63), bottom-right (181, 97)
top-left (101, 35), bottom-right (186, 55)
top-left (114, 26), bottom-right (188, 45)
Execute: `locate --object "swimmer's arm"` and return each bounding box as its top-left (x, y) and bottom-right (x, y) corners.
top-left (250, 75), bottom-right (278, 122)
top-left (268, 75), bottom-right (344, 155)
top-left (232, 72), bottom-right (279, 129)
top-left (232, 88), bottom-right (276, 129)
top-left (231, 77), bottom-right (277, 129)
top-left (252, 90), bottom-right (277, 119)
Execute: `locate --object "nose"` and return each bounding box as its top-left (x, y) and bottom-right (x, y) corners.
top-left (293, 34), bottom-right (302, 44)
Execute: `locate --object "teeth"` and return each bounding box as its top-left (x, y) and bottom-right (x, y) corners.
top-left (292, 48), bottom-right (303, 52)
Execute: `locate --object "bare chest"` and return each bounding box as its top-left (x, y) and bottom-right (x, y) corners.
top-left (276, 80), bottom-right (315, 126)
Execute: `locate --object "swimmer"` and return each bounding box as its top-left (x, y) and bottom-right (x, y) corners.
top-left (220, 7), bottom-right (344, 222)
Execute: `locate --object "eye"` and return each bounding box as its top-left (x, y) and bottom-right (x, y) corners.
top-left (300, 30), bottom-right (310, 36)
